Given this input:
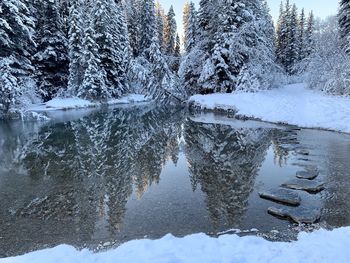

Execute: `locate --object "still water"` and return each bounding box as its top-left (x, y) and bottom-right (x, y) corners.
top-left (1, 105), bottom-right (350, 257)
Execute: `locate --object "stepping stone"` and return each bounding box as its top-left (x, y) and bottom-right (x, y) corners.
top-left (259, 189), bottom-right (301, 206)
top-left (281, 179), bottom-right (325, 193)
top-left (267, 207), bottom-right (321, 224)
top-left (297, 158), bottom-right (310, 162)
top-left (296, 150), bottom-right (310, 156)
top-left (296, 170), bottom-right (319, 180)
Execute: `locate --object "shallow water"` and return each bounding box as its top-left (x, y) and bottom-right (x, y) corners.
top-left (0, 105), bottom-right (350, 257)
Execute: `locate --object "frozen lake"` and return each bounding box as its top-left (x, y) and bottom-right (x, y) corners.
top-left (1, 105), bottom-right (350, 257)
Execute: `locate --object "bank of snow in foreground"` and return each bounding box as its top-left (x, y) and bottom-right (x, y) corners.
top-left (28, 94), bottom-right (149, 112)
top-left (2, 227), bottom-right (350, 263)
top-left (189, 83), bottom-right (350, 133)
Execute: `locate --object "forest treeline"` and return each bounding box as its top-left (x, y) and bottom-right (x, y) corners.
top-left (1, 0), bottom-right (350, 118)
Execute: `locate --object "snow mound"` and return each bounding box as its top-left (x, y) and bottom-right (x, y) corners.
top-left (189, 83), bottom-right (350, 133)
top-left (2, 228), bottom-right (350, 263)
top-left (28, 94), bottom-right (150, 113)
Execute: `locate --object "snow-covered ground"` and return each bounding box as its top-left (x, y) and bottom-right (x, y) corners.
top-left (189, 83), bottom-right (350, 133)
top-left (28, 94), bottom-right (149, 112)
top-left (2, 227), bottom-right (350, 263)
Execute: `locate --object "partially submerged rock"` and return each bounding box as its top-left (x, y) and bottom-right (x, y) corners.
top-left (267, 206), bottom-right (321, 224)
top-left (296, 170), bottom-right (319, 180)
top-left (259, 189), bottom-right (301, 206)
top-left (281, 179), bottom-right (325, 193)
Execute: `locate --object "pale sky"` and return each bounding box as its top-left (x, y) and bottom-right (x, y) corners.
top-left (159, 0), bottom-right (339, 37)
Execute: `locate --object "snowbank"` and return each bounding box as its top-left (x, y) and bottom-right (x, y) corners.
top-left (189, 83), bottom-right (350, 133)
top-left (2, 227), bottom-right (350, 263)
top-left (28, 94), bottom-right (150, 112)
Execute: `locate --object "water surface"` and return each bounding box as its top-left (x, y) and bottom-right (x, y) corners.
top-left (1, 106), bottom-right (350, 257)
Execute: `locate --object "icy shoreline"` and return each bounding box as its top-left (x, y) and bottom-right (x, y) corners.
top-left (27, 94), bottom-right (150, 113)
top-left (2, 227), bottom-right (350, 263)
top-left (189, 83), bottom-right (350, 134)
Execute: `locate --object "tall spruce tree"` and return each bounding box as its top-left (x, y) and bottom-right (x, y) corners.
top-left (33, 0), bottom-right (69, 101)
top-left (80, 24), bottom-right (108, 100)
top-left (0, 0), bottom-right (35, 117)
top-left (285, 4), bottom-right (299, 74)
top-left (339, 0), bottom-right (350, 53)
top-left (298, 8), bottom-right (306, 61)
top-left (164, 6), bottom-right (177, 55)
top-left (124, 0), bottom-right (140, 57)
top-left (155, 1), bottom-right (165, 50)
top-left (184, 1), bottom-right (198, 53)
top-left (67, 0), bottom-right (84, 92)
top-left (305, 11), bottom-right (315, 57)
top-left (139, 0), bottom-right (156, 54)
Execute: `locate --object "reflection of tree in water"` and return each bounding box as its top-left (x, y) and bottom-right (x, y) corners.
top-left (184, 119), bottom-right (271, 229)
top-left (1, 106), bottom-right (184, 243)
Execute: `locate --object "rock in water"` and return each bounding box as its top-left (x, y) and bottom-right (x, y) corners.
top-left (281, 179), bottom-right (325, 193)
top-left (296, 170), bottom-right (319, 180)
top-left (259, 189), bottom-right (301, 206)
top-left (267, 207), bottom-right (321, 224)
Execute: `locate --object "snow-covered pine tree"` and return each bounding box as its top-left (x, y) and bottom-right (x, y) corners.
top-left (139, 0), bottom-right (156, 53)
top-left (67, 0), bottom-right (84, 93)
top-left (276, 0), bottom-right (292, 72)
top-left (175, 34), bottom-right (181, 57)
top-left (164, 6), bottom-right (177, 55)
top-left (236, 0), bottom-right (278, 91)
top-left (305, 11), bottom-right (315, 57)
top-left (143, 37), bottom-right (182, 103)
top-left (124, 0), bottom-right (141, 57)
top-left (33, 0), bottom-right (69, 102)
top-left (80, 24), bottom-right (108, 100)
top-left (0, 0), bottom-right (35, 117)
top-left (298, 8), bottom-right (306, 61)
top-left (198, 0), bottom-right (252, 93)
top-left (91, 0), bottom-right (129, 98)
top-left (184, 1), bottom-right (198, 53)
top-left (339, 0), bottom-right (350, 53)
top-left (110, 0), bottom-right (130, 96)
top-left (285, 4), bottom-right (299, 74)
top-left (183, 1), bottom-right (190, 49)
top-left (155, 1), bottom-right (165, 50)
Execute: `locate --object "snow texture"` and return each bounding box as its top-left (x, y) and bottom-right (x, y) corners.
top-left (28, 94), bottom-right (149, 112)
top-left (189, 83), bottom-right (350, 133)
top-left (2, 227), bottom-right (350, 263)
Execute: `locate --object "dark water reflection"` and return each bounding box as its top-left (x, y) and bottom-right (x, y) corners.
top-left (0, 106), bottom-right (350, 257)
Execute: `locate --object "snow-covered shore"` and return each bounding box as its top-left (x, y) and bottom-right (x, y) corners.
top-left (2, 227), bottom-right (350, 263)
top-left (27, 94), bottom-right (150, 113)
top-left (189, 83), bottom-right (350, 133)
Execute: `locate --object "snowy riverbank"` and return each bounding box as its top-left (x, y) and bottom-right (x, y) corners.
top-left (2, 227), bottom-right (350, 263)
top-left (27, 94), bottom-right (150, 113)
top-left (189, 83), bottom-right (350, 133)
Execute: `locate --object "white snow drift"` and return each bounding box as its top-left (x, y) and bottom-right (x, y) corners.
top-left (2, 227), bottom-right (350, 263)
top-left (189, 83), bottom-right (350, 133)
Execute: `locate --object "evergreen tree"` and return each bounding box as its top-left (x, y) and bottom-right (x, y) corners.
top-left (183, 1), bottom-right (190, 49)
top-left (184, 1), bottom-right (198, 53)
top-left (124, 0), bottom-right (140, 57)
top-left (155, 1), bottom-right (165, 50)
top-left (0, 0), bottom-right (35, 117)
top-left (139, 0), bottom-right (156, 54)
top-left (164, 6), bottom-right (177, 55)
top-left (339, 0), bottom-right (350, 53)
top-left (91, 0), bottom-right (130, 98)
top-left (67, 0), bottom-right (84, 92)
top-left (175, 34), bottom-right (181, 57)
top-left (298, 8), bottom-right (306, 61)
top-left (305, 11), bottom-right (315, 57)
top-left (80, 24), bottom-right (108, 100)
top-left (33, 0), bottom-right (69, 101)
top-left (285, 4), bottom-right (299, 74)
